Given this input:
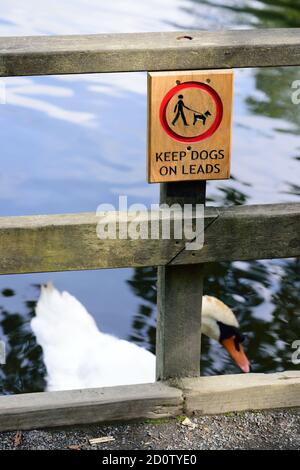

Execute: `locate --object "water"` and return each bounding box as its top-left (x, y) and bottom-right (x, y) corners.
top-left (0, 0), bottom-right (300, 394)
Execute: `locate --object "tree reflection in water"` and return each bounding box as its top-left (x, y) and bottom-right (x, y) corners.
top-left (1, 0), bottom-right (300, 394)
top-left (112, 0), bottom-right (298, 379)
top-left (1, 249), bottom-right (298, 394)
top-left (194, 1), bottom-right (300, 29)
top-left (127, 184), bottom-right (300, 376)
top-left (0, 288), bottom-right (46, 395)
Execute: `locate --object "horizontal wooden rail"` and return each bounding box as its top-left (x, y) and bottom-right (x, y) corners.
top-left (0, 382), bottom-right (182, 431)
top-left (0, 372), bottom-right (299, 431)
top-left (178, 371), bottom-right (300, 415)
top-left (0, 203), bottom-right (299, 274)
top-left (1, 29), bottom-right (300, 77)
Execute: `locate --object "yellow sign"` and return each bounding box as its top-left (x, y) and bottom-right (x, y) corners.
top-left (147, 70), bottom-right (233, 183)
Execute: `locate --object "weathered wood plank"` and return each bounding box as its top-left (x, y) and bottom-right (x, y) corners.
top-left (0, 373), bottom-right (299, 431)
top-left (0, 210), bottom-right (196, 274)
top-left (0, 203), bottom-right (299, 274)
top-left (175, 202), bottom-right (300, 266)
top-left (156, 181), bottom-right (205, 381)
top-left (0, 382), bottom-right (182, 431)
top-left (178, 371), bottom-right (300, 415)
top-left (1, 29), bottom-right (300, 76)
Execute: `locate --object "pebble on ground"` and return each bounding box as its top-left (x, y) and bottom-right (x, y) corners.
top-left (0, 409), bottom-right (299, 450)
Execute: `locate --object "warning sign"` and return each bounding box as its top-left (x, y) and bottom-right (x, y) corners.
top-left (147, 70), bottom-right (233, 183)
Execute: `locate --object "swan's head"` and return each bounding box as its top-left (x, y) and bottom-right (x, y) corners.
top-left (201, 296), bottom-right (250, 373)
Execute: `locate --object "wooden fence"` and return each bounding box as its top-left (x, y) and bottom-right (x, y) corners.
top-left (0, 29), bottom-right (300, 431)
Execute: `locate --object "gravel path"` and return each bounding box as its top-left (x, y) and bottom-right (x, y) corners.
top-left (0, 409), bottom-right (299, 450)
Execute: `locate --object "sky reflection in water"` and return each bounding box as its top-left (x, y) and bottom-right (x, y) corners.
top-left (0, 0), bottom-right (300, 393)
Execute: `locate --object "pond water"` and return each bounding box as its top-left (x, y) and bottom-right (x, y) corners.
top-left (0, 0), bottom-right (300, 394)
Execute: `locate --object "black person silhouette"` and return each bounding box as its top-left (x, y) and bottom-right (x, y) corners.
top-left (172, 94), bottom-right (192, 126)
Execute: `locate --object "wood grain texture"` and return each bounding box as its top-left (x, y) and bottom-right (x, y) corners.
top-left (0, 203), bottom-right (299, 274)
top-left (175, 202), bottom-right (300, 265)
top-left (0, 29), bottom-right (300, 76)
top-left (0, 373), bottom-right (299, 431)
top-left (178, 371), bottom-right (300, 415)
top-left (156, 181), bottom-right (206, 381)
top-left (148, 70), bottom-right (233, 183)
top-left (157, 264), bottom-right (205, 380)
top-left (0, 382), bottom-right (182, 431)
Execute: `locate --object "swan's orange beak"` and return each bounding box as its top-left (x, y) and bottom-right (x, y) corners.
top-left (221, 337), bottom-right (250, 373)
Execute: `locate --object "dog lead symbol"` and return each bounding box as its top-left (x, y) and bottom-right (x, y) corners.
top-left (171, 94), bottom-right (211, 127)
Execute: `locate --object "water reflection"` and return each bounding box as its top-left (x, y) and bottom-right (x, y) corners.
top-left (197, 0), bottom-right (300, 28)
top-left (1, 256), bottom-right (298, 394)
top-left (0, 288), bottom-right (46, 394)
top-left (127, 267), bottom-right (157, 355)
top-left (247, 67), bottom-right (300, 134)
top-left (0, 0), bottom-right (300, 393)
top-left (127, 182), bottom-right (300, 375)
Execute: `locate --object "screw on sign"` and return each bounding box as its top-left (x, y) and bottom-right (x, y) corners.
top-left (147, 70), bottom-right (233, 183)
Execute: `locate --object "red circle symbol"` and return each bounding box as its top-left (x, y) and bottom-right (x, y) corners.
top-left (159, 81), bottom-right (223, 143)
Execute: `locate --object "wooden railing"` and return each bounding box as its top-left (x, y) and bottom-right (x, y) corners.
top-left (0, 29), bottom-right (300, 430)
top-left (1, 29), bottom-right (300, 76)
top-left (0, 203), bottom-right (299, 274)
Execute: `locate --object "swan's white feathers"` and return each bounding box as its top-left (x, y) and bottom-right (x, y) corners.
top-left (202, 296), bottom-right (239, 327)
top-left (31, 286), bottom-right (240, 391)
top-left (31, 284), bottom-right (155, 391)
top-left (201, 295), bottom-right (239, 342)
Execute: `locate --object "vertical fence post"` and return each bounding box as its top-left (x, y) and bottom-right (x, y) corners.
top-left (156, 181), bottom-right (206, 381)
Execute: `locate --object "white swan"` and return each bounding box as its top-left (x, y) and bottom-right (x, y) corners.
top-left (31, 283), bottom-right (249, 391)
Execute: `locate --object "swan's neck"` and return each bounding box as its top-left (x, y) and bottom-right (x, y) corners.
top-left (201, 295), bottom-right (239, 341)
top-left (201, 314), bottom-right (220, 341)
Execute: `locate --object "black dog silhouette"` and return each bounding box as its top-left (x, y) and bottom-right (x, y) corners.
top-left (193, 110), bottom-right (211, 126)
